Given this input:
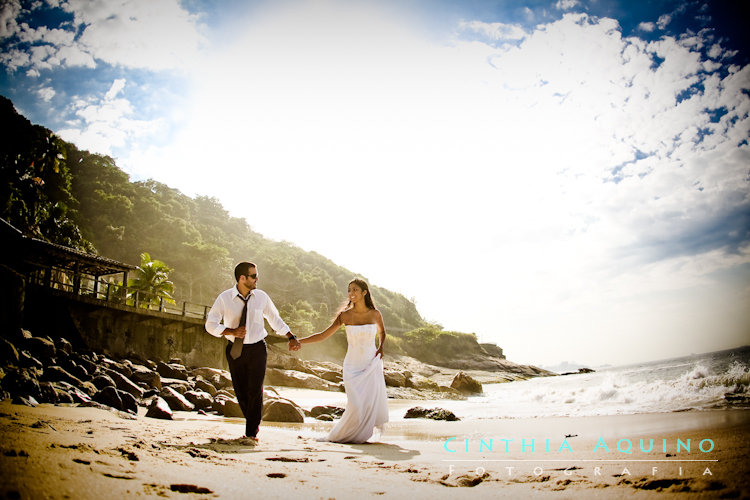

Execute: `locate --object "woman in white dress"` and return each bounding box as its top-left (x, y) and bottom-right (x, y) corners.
top-left (298, 279), bottom-right (388, 443)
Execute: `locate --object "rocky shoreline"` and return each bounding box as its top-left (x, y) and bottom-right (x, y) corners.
top-left (0, 328), bottom-right (552, 424)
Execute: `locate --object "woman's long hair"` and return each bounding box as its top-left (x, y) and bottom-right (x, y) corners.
top-left (337, 278), bottom-right (376, 316)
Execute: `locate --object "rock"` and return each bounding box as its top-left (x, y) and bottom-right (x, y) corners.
top-left (94, 386), bottom-right (123, 411)
top-left (315, 414), bottom-right (334, 421)
top-left (12, 395), bottom-right (39, 407)
top-left (160, 386), bottom-right (195, 412)
top-left (101, 358), bottom-right (132, 378)
top-left (104, 369), bottom-right (145, 399)
top-left (56, 338), bottom-right (74, 356)
top-left (191, 368), bottom-right (233, 390)
top-left (129, 364), bottom-right (162, 390)
top-left (262, 399), bottom-right (304, 423)
top-left (73, 355), bottom-right (97, 376)
top-left (25, 337), bottom-right (56, 361)
top-left (156, 362), bottom-right (189, 381)
top-left (404, 406), bottom-right (460, 421)
top-left (4, 369), bottom-right (42, 401)
top-left (0, 337), bottom-right (19, 365)
top-left (212, 395), bottom-right (243, 417)
top-left (450, 371), bottom-right (483, 395)
top-left (161, 378), bottom-right (191, 394)
top-left (310, 405), bottom-right (345, 419)
top-left (266, 347), bottom-right (308, 371)
top-left (18, 351), bottom-right (43, 371)
top-left (383, 370), bottom-right (408, 387)
top-left (57, 359), bottom-right (90, 383)
top-left (55, 381), bottom-right (92, 403)
top-left (49, 384), bottom-right (74, 404)
top-left (184, 390), bottom-right (213, 410)
top-left (264, 368), bottom-right (343, 392)
top-left (215, 389), bottom-right (236, 399)
top-left (38, 381), bottom-right (60, 404)
top-left (146, 396), bottom-right (173, 420)
top-left (410, 374), bottom-right (440, 391)
top-left (437, 386), bottom-right (464, 398)
top-left (194, 378), bottom-right (217, 397)
top-left (119, 390), bottom-right (138, 415)
top-left (91, 374), bottom-right (117, 391)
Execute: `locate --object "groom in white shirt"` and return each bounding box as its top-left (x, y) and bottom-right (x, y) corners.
top-left (205, 261), bottom-right (300, 440)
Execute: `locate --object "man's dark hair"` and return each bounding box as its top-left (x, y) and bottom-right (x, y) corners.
top-left (234, 262), bottom-right (256, 282)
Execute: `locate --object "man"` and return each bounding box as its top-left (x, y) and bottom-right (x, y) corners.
top-left (205, 261), bottom-right (301, 440)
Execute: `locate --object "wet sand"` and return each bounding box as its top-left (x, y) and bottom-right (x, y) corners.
top-left (1, 398), bottom-right (748, 499)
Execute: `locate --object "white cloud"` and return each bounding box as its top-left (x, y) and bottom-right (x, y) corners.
top-left (0, 0), bottom-right (20, 38)
top-left (459, 20), bottom-right (527, 41)
top-left (1, 0), bottom-right (205, 73)
top-left (61, 0), bottom-right (206, 71)
top-left (36, 85), bottom-right (55, 101)
top-left (657, 13), bottom-right (671, 29)
top-left (555, 0), bottom-right (579, 10)
top-left (57, 79), bottom-right (164, 155)
top-left (638, 21), bottom-right (655, 32)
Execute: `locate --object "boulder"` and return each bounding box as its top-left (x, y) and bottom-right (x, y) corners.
top-left (146, 396), bottom-right (173, 420)
top-left (450, 371), bottom-right (483, 395)
top-left (184, 390), bottom-right (213, 411)
top-left (264, 368), bottom-right (343, 392)
top-left (262, 399), bottom-right (304, 423)
top-left (129, 364), bottom-right (162, 390)
top-left (383, 370), bottom-right (408, 387)
top-left (160, 386), bottom-right (194, 412)
top-left (410, 374), bottom-right (440, 391)
top-left (156, 362), bottom-right (189, 381)
top-left (119, 390), bottom-right (138, 415)
top-left (94, 386), bottom-right (123, 411)
top-left (194, 378), bottom-right (217, 397)
top-left (38, 381), bottom-right (60, 404)
top-left (191, 367), bottom-right (233, 390)
top-left (212, 395), bottom-right (243, 417)
top-left (310, 405), bottom-right (345, 419)
top-left (18, 351), bottom-right (43, 371)
top-left (161, 378), bottom-right (192, 394)
top-left (56, 338), bottom-right (74, 356)
top-left (404, 406), bottom-right (460, 421)
top-left (25, 337), bottom-right (56, 361)
top-left (0, 338), bottom-right (19, 366)
top-left (101, 358), bottom-right (133, 378)
top-left (266, 347), bottom-right (307, 371)
top-left (105, 369), bottom-right (145, 399)
top-left (55, 381), bottom-right (92, 403)
top-left (40, 366), bottom-right (85, 389)
top-left (91, 374), bottom-right (117, 391)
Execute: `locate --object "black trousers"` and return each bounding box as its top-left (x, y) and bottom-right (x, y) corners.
top-left (225, 339), bottom-right (267, 437)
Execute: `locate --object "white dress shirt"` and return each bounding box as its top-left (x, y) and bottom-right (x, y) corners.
top-left (205, 286), bottom-right (291, 344)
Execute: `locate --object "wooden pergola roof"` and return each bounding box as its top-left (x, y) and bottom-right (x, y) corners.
top-left (1, 218), bottom-right (136, 276)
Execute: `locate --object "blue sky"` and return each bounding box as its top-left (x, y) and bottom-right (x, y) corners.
top-left (1, 0), bottom-right (748, 366)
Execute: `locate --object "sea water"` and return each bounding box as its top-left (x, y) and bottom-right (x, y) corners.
top-left (453, 346), bottom-right (750, 419)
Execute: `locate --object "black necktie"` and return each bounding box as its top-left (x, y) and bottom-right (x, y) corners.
top-left (230, 294), bottom-right (249, 359)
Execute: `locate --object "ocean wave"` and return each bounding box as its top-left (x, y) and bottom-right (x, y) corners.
top-left (473, 354), bottom-right (749, 418)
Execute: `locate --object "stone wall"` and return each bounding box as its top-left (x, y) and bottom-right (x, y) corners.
top-left (21, 285), bottom-right (228, 370)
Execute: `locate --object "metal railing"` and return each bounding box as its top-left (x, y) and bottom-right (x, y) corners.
top-left (27, 266), bottom-right (210, 320)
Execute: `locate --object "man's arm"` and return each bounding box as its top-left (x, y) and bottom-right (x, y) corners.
top-left (262, 293), bottom-right (300, 350)
top-left (205, 295), bottom-right (228, 337)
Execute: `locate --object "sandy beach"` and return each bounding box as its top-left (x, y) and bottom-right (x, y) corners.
top-left (2, 394), bottom-right (748, 499)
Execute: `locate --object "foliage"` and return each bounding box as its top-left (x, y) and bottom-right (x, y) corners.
top-left (127, 252), bottom-right (176, 307)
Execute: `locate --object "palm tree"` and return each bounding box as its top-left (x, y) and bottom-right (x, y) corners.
top-left (128, 252), bottom-right (175, 309)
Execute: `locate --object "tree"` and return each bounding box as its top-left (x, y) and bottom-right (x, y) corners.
top-left (128, 252), bottom-right (176, 308)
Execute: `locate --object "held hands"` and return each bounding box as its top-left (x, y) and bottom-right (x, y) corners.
top-left (288, 336), bottom-right (301, 352)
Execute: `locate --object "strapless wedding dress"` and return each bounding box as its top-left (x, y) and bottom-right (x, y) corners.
top-left (326, 324), bottom-right (389, 443)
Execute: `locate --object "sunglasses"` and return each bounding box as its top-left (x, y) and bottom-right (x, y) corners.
top-left (245, 273), bottom-right (258, 280)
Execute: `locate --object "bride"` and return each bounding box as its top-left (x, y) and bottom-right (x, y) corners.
top-left (298, 278), bottom-right (388, 443)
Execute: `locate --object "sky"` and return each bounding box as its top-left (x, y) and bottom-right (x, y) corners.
top-left (1, 0), bottom-right (748, 368)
